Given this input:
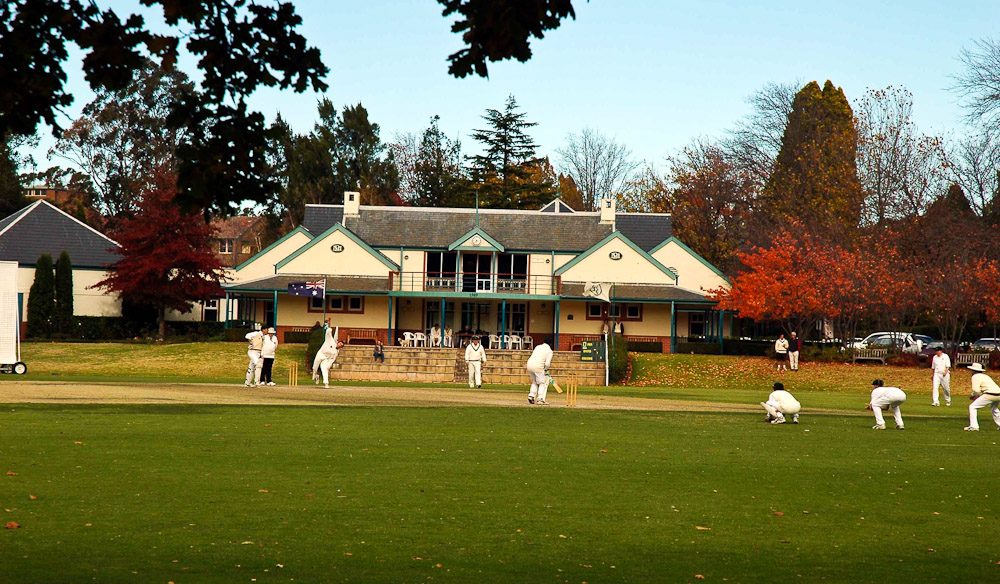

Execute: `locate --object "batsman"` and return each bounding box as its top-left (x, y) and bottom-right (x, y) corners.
top-left (526, 337), bottom-right (554, 405)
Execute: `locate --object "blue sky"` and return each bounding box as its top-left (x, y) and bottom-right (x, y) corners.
top-left (35, 0), bottom-right (1000, 170)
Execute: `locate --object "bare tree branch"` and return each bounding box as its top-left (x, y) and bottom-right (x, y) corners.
top-left (556, 128), bottom-right (639, 210)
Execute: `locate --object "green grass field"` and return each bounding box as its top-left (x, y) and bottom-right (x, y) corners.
top-left (3, 344), bottom-right (998, 582)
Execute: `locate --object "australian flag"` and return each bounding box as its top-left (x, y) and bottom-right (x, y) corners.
top-left (288, 280), bottom-right (326, 297)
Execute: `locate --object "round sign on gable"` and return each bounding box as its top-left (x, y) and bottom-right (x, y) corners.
top-left (331, 244), bottom-right (345, 253)
top-left (470, 235), bottom-right (483, 246)
top-left (609, 251), bottom-right (623, 261)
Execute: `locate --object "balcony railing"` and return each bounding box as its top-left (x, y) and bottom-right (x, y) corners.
top-left (391, 271), bottom-right (558, 295)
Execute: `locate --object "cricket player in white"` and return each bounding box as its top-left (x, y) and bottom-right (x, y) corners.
top-left (244, 324), bottom-right (264, 387)
top-left (464, 336), bottom-right (486, 388)
top-left (526, 338), bottom-right (554, 405)
top-left (930, 348), bottom-right (951, 406)
top-left (964, 363), bottom-right (1000, 431)
top-left (760, 382), bottom-right (801, 424)
top-left (867, 379), bottom-right (906, 430)
top-left (312, 325), bottom-right (343, 389)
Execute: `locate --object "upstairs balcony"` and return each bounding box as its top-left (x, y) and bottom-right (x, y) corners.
top-left (390, 271), bottom-right (559, 296)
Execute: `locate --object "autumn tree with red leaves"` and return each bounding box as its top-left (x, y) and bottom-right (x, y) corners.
top-left (95, 169), bottom-right (225, 339)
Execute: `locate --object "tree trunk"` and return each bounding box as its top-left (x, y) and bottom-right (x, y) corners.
top-left (157, 306), bottom-right (167, 340)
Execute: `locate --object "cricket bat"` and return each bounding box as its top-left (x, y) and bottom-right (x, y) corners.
top-left (547, 373), bottom-right (563, 393)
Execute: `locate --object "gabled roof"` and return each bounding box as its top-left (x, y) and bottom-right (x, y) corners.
top-left (212, 216), bottom-right (265, 239)
top-left (225, 274), bottom-right (390, 294)
top-left (554, 231), bottom-right (678, 282)
top-left (0, 200), bottom-right (119, 268)
top-left (302, 204), bottom-right (672, 252)
top-left (274, 223), bottom-right (399, 272)
top-left (649, 236), bottom-right (731, 283)
top-left (234, 226), bottom-right (313, 272)
top-left (448, 225), bottom-right (505, 252)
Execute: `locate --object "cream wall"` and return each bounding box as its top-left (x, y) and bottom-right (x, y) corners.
top-left (233, 230), bottom-right (312, 283)
top-left (556, 300), bottom-right (674, 337)
top-left (652, 240), bottom-right (729, 293)
top-left (552, 254), bottom-right (575, 271)
top-left (17, 267), bottom-right (121, 321)
top-left (394, 250), bottom-right (426, 292)
top-left (559, 237), bottom-right (676, 285)
top-left (276, 295), bottom-right (389, 328)
top-left (528, 300), bottom-right (555, 333)
top-left (528, 253), bottom-right (556, 295)
top-left (277, 230), bottom-right (392, 277)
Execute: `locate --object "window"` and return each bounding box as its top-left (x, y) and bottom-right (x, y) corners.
top-left (203, 299), bottom-right (219, 322)
top-left (240, 243), bottom-right (252, 254)
top-left (587, 302), bottom-right (641, 321)
top-left (219, 238), bottom-right (234, 253)
top-left (689, 312), bottom-right (706, 338)
top-left (426, 251), bottom-right (458, 277)
top-left (307, 295), bottom-right (364, 313)
top-left (309, 296), bottom-right (325, 311)
top-left (425, 301), bottom-right (455, 330)
top-left (497, 253), bottom-right (528, 278)
top-left (497, 303), bottom-right (526, 334)
top-left (328, 296), bottom-right (344, 311)
top-left (347, 296), bottom-right (364, 312)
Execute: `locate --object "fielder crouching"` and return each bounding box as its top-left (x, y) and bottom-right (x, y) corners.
top-left (761, 382), bottom-right (801, 424)
top-left (867, 379), bottom-right (906, 430)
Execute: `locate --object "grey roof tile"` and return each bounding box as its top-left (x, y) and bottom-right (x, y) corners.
top-left (226, 274), bottom-right (390, 293)
top-left (0, 201), bottom-right (119, 268)
top-left (302, 205), bottom-right (672, 252)
top-left (560, 282), bottom-right (710, 302)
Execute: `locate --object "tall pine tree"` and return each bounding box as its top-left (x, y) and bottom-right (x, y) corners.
top-left (0, 134), bottom-right (27, 218)
top-left (27, 254), bottom-right (55, 339)
top-left (761, 81), bottom-right (865, 242)
top-left (412, 116), bottom-right (468, 207)
top-left (468, 95), bottom-right (555, 209)
top-left (54, 251), bottom-right (74, 334)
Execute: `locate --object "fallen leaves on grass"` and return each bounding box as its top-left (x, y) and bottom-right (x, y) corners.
top-left (257, 489), bottom-right (269, 493)
top-left (695, 575), bottom-right (705, 580)
top-left (5, 471), bottom-right (16, 476)
top-left (695, 526), bottom-right (711, 531)
top-left (5, 521), bottom-right (20, 529)
top-left (772, 511), bottom-right (784, 517)
top-left (73, 441), bottom-right (83, 445)
top-left (28, 495), bottom-right (37, 500)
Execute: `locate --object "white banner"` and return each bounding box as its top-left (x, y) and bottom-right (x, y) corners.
top-left (0, 261), bottom-right (19, 364)
top-left (583, 282), bottom-right (611, 303)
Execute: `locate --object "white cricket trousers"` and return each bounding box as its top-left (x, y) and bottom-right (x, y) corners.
top-left (245, 350), bottom-right (262, 385)
top-left (467, 361), bottom-right (482, 388)
top-left (788, 351), bottom-right (799, 370)
top-left (932, 372), bottom-right (951, 404)
top-left (527, 367), bottom-right (548, 401)
top-left (967, 393), bottom-right (1000, 430)
top-left (872, 389), bottom-right (906, 427)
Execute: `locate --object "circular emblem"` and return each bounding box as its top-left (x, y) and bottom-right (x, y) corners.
top-left (609, 251), bottom-right (623, 261)
top-left (471, 235), bottom-right (483, 246)
top-left (331, 244), bottom-right (345, 253)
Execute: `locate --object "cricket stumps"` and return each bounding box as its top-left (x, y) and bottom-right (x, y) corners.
top-left (566, 380), bottom-right (579, 407)
top-left (288, 362), bottom-right (299, 387)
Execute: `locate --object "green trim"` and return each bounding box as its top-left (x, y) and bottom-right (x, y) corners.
top-left (447, 226), bottom-right (505, 252)
top-left (648, 236), bottom-right (731, 283)
top-left (274, 223), bottom-right (400, 271)
top-left (553, 231), bottom-right (678, 282)
top-left (227, 288), bottom-right (390, 296)
top-left (234, 226), bottom-right (313, 272)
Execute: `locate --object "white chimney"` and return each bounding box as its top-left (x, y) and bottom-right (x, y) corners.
top-left (599, 195), bottom-right (616, 228)
top-left (344, 191), bottom-right (360, 217)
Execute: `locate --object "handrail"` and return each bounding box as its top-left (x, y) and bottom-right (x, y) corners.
top-left (391, 271), bottom-right (557, 295)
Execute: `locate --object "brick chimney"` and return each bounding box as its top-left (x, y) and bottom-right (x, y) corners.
top-left (344, 191), bottom-right (361, 217)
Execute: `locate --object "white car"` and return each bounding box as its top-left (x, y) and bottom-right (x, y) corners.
top-left (858, 332), bottom-right (935, 354)
top-left (972, 338), bottom-right (1000, 352)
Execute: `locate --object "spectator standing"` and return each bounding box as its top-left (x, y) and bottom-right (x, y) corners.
top-left (964, 363), bottom-right (1000, 431)
top-left (464, 336), bottom-right (486, 388)
top-left (260, 327), bottom-right (278, 386)
top-left (788, 332), bottom-right (802, 371)
top-left (774, 334), bottom-right (789, 371)
top-left (930, 347), bottom-right (952, 406)
top-left (867, 379), bottom-right (906, 430)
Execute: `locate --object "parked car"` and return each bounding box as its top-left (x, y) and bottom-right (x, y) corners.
top-left (857, 332), bottom-right (935, 354)
top-left (917, 340), bottom-right (945, 362)
top-left (972, 338), bottom-right (1000, 352)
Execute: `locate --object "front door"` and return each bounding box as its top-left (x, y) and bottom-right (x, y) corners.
top-left (462, 253), bottom-right (493, 293)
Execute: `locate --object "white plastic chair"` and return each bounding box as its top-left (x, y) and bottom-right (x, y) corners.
top-left (521, 335), bottom-right (534, 350)
top-left (413, 332), bottom-right (427, 347)
top-left (488, 334), bottom-right (501, 349)
top-left (401, 332), bottom-right (414, 347)
top-left (509, 335), bottom-right (522, 350)
top-left (501, 335), bottom-right (513, 349)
